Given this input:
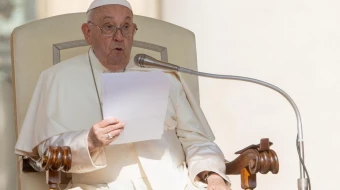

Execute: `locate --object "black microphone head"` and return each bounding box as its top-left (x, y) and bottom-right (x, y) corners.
top-left (134, 54), bottom-right (145, 67)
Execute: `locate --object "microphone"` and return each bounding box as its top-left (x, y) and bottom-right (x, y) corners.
top-left (134, 54), bottom-right (310, 190)
top-left (134, 54), bottom-right (179, 71)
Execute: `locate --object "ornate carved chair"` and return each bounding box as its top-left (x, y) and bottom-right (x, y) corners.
top-left (11, 13), bottom-right (279, 190)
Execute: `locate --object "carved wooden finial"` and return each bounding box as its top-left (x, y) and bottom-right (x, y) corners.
top-left (225, 138), bottom-right (279, 190)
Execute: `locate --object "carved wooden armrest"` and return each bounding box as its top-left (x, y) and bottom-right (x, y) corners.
top-left (225, 138), bottom-right (279, 190)
top-left (22, 141), bottom-right (277, 190)
top-left (23, 146), bottom-right (72, 190)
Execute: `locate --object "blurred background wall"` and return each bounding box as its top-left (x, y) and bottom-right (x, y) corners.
top-left (161, 1), bottom-right (340, 190)
top-left (1, 0), bottom-right (339, 189)
top-left (0, 1), bottom-right (35, 189)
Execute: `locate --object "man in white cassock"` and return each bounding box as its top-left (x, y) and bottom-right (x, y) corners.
top-left (15, 0), bottom-right (232, 189)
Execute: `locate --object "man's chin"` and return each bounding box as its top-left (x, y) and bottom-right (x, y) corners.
top-left (104, 61), bottom-right (128, 71)
top-left (106, 53), bottom-right (129, 68)
top-left (107, 59), bottom-right (127, 66)
top-left (107, 62), bottom-right (120, 65)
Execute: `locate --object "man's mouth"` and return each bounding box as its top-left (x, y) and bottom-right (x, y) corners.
top-left (107, 47), bottom-right (125, 58)
top-left (114, 47), bottom-right (124, 51)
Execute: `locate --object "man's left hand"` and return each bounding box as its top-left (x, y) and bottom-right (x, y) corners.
top-left (207, 173), bottom-right (231, 190)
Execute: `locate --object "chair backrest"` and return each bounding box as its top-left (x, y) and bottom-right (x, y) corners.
top-left (11, 13), bottom-right (199, 190)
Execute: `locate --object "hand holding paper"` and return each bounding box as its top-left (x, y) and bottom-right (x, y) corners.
top-left (102, 71), bottom-right (170, 145)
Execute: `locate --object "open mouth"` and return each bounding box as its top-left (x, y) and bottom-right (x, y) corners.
top-left (114, 47), bottom-right (124, 51)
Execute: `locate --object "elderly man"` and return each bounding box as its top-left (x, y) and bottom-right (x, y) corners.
top-left (15, 0), bottom-right (231, 189)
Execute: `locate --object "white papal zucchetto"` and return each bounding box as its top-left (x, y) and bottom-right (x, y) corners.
top-left (87, 0), bottom-right (133, 12)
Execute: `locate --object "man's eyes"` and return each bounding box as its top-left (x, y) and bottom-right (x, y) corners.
top-left (102, 24), bottom-right (132, 30)
top-left (103, 25), bottom-right (115, 29)
top-left (123, 24), bottom-right (130, 28)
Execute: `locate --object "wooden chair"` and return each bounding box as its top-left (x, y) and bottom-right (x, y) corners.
top-left (11, 13), bottom-right (279, 190)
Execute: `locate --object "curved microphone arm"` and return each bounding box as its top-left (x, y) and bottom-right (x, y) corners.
top-left (179, 67), bottom-right (303, 141)
top-left (178, 67), bottom-right (308, 189)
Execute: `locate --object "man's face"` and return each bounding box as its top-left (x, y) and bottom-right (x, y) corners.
top-left (83, 5), bottom-right (134, 71)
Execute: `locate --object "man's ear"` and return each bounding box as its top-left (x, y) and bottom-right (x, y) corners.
top-left (81, 23), bottom-right (92, 45)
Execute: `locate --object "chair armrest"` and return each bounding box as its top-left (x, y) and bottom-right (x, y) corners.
top-left (22, 141), bottom-right (277, 190)
top-left (225, 138), bottom-right (279, 190)
top-left (23, 146), bottom-right (72, 190)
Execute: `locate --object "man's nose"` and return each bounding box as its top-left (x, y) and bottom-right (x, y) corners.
top-left (113, 29), bottom-right (124, 41)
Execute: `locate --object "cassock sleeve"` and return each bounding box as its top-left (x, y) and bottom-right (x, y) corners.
top-left (17, 65), bottom-right (107, 173)
top-left (38, 130), bottom-right (106, 173)
top-left (172, 75), bottom-right (231, 185)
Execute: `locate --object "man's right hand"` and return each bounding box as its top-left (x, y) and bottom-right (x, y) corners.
top-left (88, 117), bottom-right (125, 153)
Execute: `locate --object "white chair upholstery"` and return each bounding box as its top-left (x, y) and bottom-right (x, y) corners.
top-left (11, 12), bottom-right (200, 190)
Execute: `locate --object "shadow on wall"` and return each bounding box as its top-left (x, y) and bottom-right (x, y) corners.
top-left (0, 69), bottom-right (18, 190)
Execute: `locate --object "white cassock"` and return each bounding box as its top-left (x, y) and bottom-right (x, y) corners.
top-left (15, 49), bottom-right (231, 190)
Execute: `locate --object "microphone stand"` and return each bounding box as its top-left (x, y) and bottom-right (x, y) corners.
top-left (134, 54), bottom-right (310, 189)
top-left (176, 67), bottom-right (309, 190)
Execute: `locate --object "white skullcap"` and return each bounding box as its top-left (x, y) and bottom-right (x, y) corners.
top-left (87, 0), bottom-right (132, 12)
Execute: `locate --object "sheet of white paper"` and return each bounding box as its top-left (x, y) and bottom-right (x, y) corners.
top-left (102, 71), bottom-right (170, 145)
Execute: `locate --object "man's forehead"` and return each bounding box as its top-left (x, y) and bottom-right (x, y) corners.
top-left (101, 15), bottom-right (132, 20)
top-left (87, 0), bottom-right (132, 12)
top-left (91, 6), bottom-right (133, 21)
